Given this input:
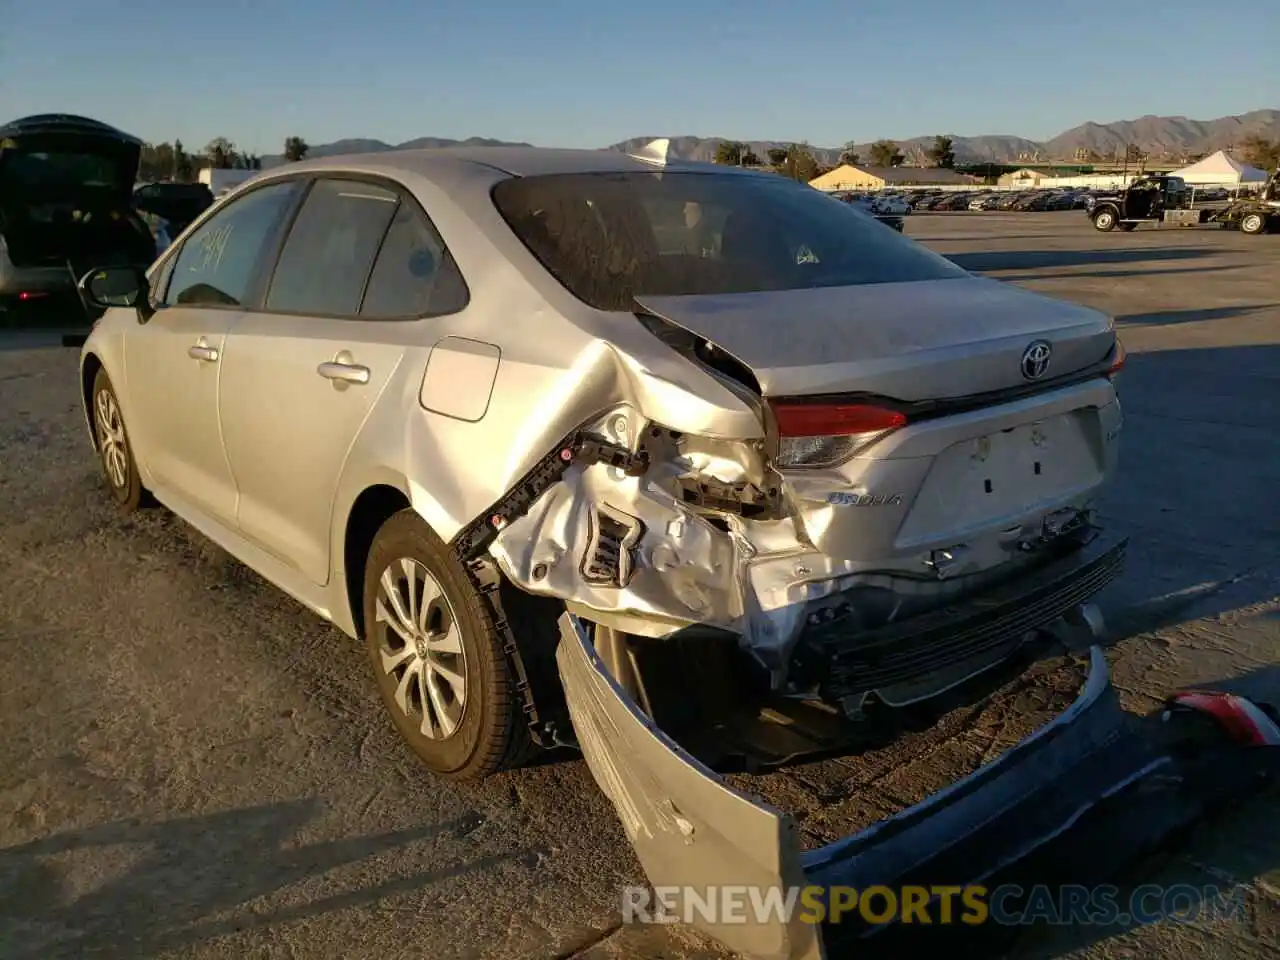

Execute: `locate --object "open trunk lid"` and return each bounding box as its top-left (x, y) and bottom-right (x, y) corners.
top-left (557, 612), bottom-right (1280, 959)
top-left (0, 114), bottom-right (142, 207)
top-left (635, 278), bottom-right (1116, 401)
top-left (0, 116), bottom-right (152, 268)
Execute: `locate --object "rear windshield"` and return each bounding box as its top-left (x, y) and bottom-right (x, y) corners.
top-left (491, 171), bottom-right (966, 311)
top-left (4, 150), bottom-right (122, 190)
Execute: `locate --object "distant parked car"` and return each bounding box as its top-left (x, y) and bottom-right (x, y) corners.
top-left (133, 181), bottom-right (214, 238)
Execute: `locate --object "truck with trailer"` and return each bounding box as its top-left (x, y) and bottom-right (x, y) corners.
top-left (1089, 172), bottom-right (1278, 234)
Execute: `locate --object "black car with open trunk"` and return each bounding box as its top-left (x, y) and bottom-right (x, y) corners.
top-left (0, 114), bottom-right (157, 325)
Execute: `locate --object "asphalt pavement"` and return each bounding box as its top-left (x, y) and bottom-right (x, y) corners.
top-left (1, 212), bottom-right (1277, 959)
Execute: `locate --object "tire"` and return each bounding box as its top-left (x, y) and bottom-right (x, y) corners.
top-left (91, 369), bottom-right (147, 511)
top-left (1240, 212), bottom-right (1266, 235)
top-left (1092, 209), bottom-right (1117, 232)
top-left (362, 509), bottom-right (533, 780)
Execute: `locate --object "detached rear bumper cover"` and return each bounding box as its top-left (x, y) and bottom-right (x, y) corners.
top-left (557, 613), bottom-right (1277, 960)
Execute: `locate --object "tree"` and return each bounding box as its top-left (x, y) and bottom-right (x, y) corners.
top-left (869, 139), bottom-right (905, 167)
top-left (927, 135), bottom-right (955, 169)
top-left (778, 143), bottom-right (819, 182)
top-left (740, 148), bottom-right (760, 167)
top-left (205, 137), bottom-right (238, 170)
top-left (766, 147), bottom-right (789, 168)
top-left (839, 142), bottom-right (861, 166)
top-left (284, 136), bottom-right (310, 163)
top-left (714, 140), bottom-right (746, 165)
top-left (1240, 135), bottom-right (1280, 171)
top-left (138, 142), bottom-right (175, 181)
top-left (174, 140), bottom-right (194, 182)
top-left (1123, 143), bottom-right (1147, 165)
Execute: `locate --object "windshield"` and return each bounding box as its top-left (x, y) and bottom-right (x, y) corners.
top-left (4, 150), bottom-right (123, 190)
top-left (492, 171), bottom-right (967, 311)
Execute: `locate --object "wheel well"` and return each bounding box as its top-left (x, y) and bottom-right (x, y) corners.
top-left (343, 484), bottom-right (412, 638)
top-left (81, 353), bottom-right (103, 449)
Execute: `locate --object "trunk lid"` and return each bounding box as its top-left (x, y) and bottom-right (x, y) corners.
top-left (0, 116), bottom-right (152, 268)
top-left (0, 114), bottom-right (142, 206)
top-left (635, 277), bottom-right (1115, 402)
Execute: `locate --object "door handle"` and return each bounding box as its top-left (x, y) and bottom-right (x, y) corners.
top-left (317, 357), bottom-right (371, 385)
top-left (188, 342), bottom-right (219, 362)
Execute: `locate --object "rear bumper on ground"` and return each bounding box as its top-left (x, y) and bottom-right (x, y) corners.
top-left (556, 610), bottom-right (1278, 960)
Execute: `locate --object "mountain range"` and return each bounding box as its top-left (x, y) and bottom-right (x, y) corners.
top-left (260, 109), bottom-right (1279, 167)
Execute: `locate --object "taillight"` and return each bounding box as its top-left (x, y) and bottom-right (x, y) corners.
top-left (770, 401), bottom-right (907, 468)
top-left (1107, 338), bottom-right (1126, 377)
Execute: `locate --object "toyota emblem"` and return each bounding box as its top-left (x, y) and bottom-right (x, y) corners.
top-left (1021, 340), bottom-right (1052, 380)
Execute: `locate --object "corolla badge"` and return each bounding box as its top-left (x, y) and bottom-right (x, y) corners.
top-left (828, 492), bottom-right (903, 507)
top-left (1021, 340), bottom-right (1053, 381)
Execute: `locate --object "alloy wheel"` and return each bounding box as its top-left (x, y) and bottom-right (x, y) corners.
top-left (95, 389), bottom-right (129, 490)
top-left (373, 558), bottom-right (468, 739)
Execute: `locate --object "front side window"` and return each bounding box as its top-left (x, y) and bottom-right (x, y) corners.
top-left (164, 181), bottom-right (300, 307)
top-left (265, 179), bottom-right (399, 316)
top-left (492, 171), bottom-right (966, 311)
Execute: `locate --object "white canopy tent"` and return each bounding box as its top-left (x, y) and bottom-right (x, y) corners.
top-left (1170, 150), bottom-right (1269, 186)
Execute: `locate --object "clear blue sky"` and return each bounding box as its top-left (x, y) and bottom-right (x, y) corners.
top-left (3, 0), bottom-right (1276, 154)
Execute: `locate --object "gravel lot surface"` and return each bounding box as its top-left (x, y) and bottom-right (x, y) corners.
top-left (2, 212), bottom-right (1276, 959)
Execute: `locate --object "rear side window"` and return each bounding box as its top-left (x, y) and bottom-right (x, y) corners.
top-left (265, 179), bottom-right (399, 316)
top-left (360, 203), bottom-right (468, 318)
top-left (164, 180), bottom-right (300, 307)
top-left (492, 171), bottom-right (966, 311)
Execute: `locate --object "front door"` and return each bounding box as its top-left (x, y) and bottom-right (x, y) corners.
top-left (123, 179), bottom-right (302, 523)
top-left (218, 177), bottom-right (468, 585)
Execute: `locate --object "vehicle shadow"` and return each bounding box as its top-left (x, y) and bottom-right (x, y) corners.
top-left (0, 331), bottom-right (80, 352)
top-left (945, 247), bottom-right (1213, 273)
top-left (906, 234), bottom-right (1081, 243)
top-left (1116, 304), bottom-right (1279, 325)
top-left (999, 264), bottom-right (1239, 284)
top-left (0, 799), bottom-right (529, 960)
top-left (1003, 662), bottom-right (1280, 960)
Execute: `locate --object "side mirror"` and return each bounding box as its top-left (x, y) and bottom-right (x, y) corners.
top-left (78, 266), bottom-right (153, 319)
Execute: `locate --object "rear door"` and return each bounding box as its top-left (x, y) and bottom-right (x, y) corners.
top-left (217, 177), bottom-right (469, 585)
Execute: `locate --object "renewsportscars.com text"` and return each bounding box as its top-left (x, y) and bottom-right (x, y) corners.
top-left (622, 883), bottom-right (1246, 927)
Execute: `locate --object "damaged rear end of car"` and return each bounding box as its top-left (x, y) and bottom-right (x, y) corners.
top-left (452, 162), bottom-right (1170, 957)
top-left (476, 164), bottom-right (1129, 708)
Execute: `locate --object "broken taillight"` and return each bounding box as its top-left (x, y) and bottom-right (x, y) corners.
top-left (770, 401), bottom-right (908, 468)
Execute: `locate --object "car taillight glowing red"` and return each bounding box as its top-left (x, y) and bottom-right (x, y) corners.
top-left (771, 402), bottom-right (907, 437)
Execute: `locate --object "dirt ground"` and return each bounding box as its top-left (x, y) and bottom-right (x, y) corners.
top-left (1, 212), bottom-right (1277, 960)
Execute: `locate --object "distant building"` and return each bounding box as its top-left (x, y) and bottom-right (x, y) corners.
top-left (198, 167), bottom-right (259, 196)
top-left (997, 168), bottom-right (1056, 187)
top-left (808, 164), bottom-right (977, 191)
